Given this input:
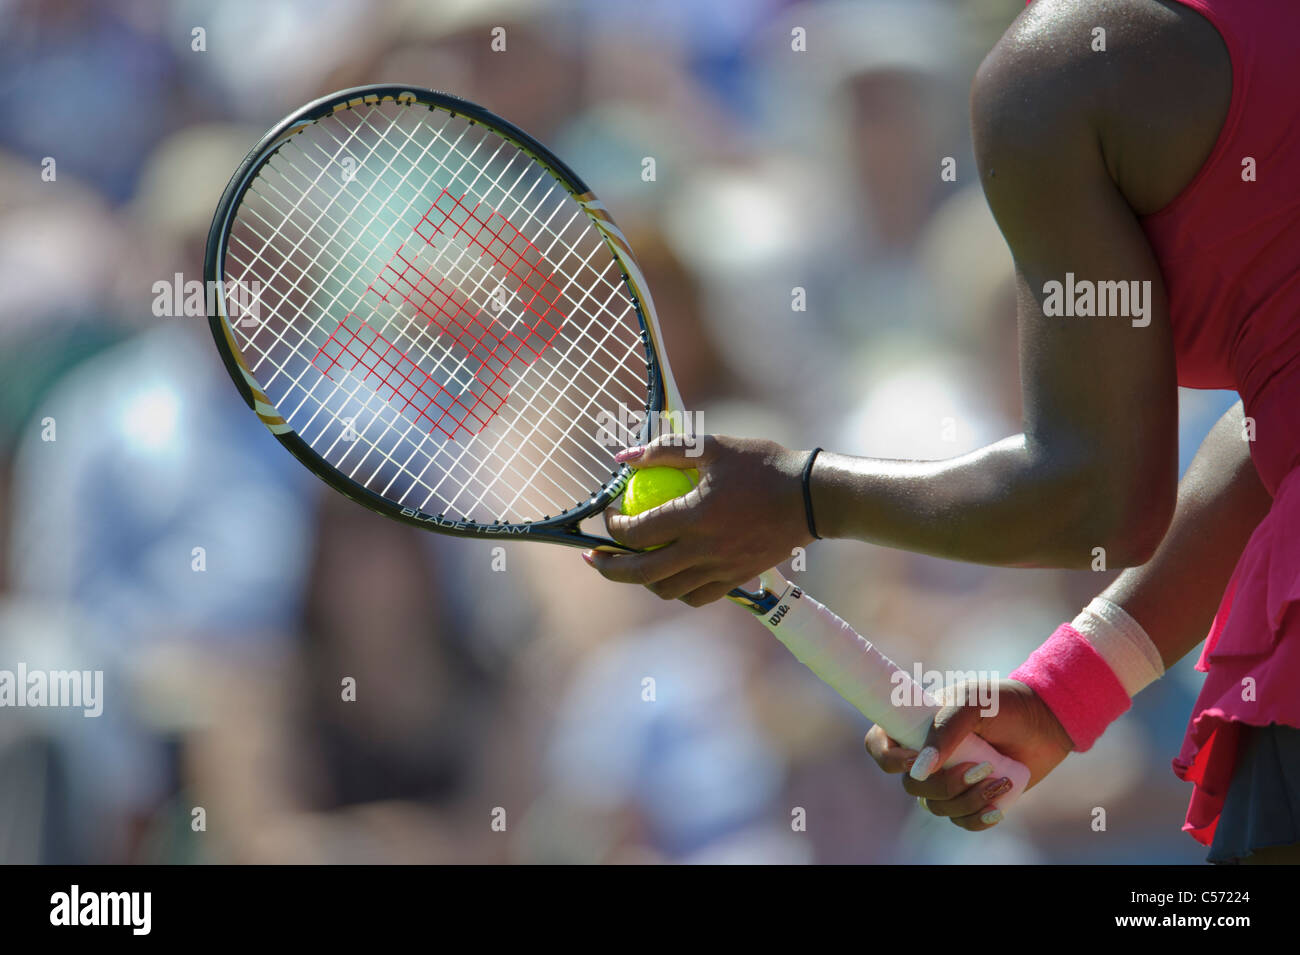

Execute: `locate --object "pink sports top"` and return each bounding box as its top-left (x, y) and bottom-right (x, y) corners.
top-left (1029, 0), bottom-right (1300, 845)
top-left (1144, 0), bottom-right (1300, 847)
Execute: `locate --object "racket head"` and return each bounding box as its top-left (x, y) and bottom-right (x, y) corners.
top-left (205, 85), bottom-right (678, 546)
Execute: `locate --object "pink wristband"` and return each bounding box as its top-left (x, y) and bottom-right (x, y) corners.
top-left (1010, 623), bottom-right (1131, 751)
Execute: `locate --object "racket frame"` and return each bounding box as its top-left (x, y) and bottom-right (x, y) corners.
top-left (205, 85), bottom-right (671, 552)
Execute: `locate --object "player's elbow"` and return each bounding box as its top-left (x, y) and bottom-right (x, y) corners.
top-left (1025, 443), bottom-right (1175, 569)
top-left (1063, 474), bottom-right (1174, 569)
top-left (1092, 512), bottom-right (1168, 568)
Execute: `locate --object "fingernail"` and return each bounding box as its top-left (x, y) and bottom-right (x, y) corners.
top-left (980, 809), bottom-right (1003, 826)
top-left (983, 777), bottom-right (1012, 800)
top-left (903, 756), bottom-right (917, 772)
top-left (615, 446), bottom-right (644, 462)
top-left (581, 550), bottom-right (595, 566)
top-left (963, 762), bottom-right (994, 786)
top-left (909, 746), bottom-right (940, 781)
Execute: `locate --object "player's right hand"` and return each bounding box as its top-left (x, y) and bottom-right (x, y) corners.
top-left (864, 679), bottom-right (1073, 831)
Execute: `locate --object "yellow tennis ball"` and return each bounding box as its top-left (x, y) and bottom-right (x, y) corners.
top-left (621, 466), bottom-right (697, 516)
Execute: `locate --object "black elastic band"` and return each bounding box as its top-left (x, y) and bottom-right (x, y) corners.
top-left (802, 448), bottom-right (823, 540)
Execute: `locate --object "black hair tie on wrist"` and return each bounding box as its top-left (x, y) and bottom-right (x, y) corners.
top-left (802, 447), bottom-right (823, 541)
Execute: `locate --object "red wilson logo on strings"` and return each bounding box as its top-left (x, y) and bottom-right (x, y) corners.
top-left (312, 190), bottom-right (567, 441)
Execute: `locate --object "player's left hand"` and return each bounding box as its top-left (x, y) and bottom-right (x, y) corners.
top-left (584, 434), bottom-right (814, 606)
top-left (866, 679), bottom-right (1073, 830)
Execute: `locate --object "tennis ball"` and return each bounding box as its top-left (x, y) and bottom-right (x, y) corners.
top-left (621, 466), bottom-right (696, 516)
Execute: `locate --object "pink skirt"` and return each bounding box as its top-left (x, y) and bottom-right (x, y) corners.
top-left (1173, 467), bottom-right (1300, 845)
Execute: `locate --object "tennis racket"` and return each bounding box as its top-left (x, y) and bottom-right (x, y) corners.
top-left (205, 85), bottom-right (1029, 810)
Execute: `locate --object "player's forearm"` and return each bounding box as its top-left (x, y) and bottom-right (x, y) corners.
top-left (809, 434), bottom-right (1162, 567)
top-left (1098, 402), bottom-right (1271, 669)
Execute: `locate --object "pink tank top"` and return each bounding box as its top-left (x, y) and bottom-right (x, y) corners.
top-left (1151, 0), bottom-right (1300, 850)
top-left (1140, 0), bottom-right (1300, 494)
top-left (1026, 0), bottom-right (1300, 848)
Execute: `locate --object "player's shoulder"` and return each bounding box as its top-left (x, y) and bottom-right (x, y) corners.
top-left (972, 0), bottom-right (1230, 209)
top-left (975, 0), bottom-right (1223, 120)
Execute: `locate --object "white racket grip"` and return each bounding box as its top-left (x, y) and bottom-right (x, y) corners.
top-left (753, 573), bottom-right (1030, 812)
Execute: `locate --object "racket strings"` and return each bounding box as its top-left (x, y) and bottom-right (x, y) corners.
top-left (311, 189), bottom-right (569, 443)
top-left (231, 118), bottom-right (644, 518)
top-left (223, 116), bottom-right (559, 517)
top-left (222, 101), bottom-right (653, 523)
top-left (235, 103), bottom-right (643, 440)
top-left (231, 104), bottom-right (643, 442)
top-left (325, 108), bottom-right (654, 514)
top-left (232, 185), bottom-right (639, 527)
top-left (297, 104), bottom-right (648, 434)
top-left (290, 105), bottom-right (641, 403)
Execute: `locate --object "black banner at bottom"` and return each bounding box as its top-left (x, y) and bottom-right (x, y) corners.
top-left (0, 863), bottom-right (1281, 941)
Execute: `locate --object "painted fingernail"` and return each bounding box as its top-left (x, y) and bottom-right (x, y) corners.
top-left (909, 746), bottom-right (940, 781)
top-left (980, 809), bottom-right (1004, 826)
top-left (615, 446), bottom-right (645, 462)
top-left (963, 762), bottom-right (994, 786)
top-left (581, 550), bottom-right (595, 566)
top-left (983, 777), bottom-right (1012, 800)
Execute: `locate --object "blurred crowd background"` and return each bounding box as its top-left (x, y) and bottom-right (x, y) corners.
top-left (0, 0), bottom-right (1238, 863)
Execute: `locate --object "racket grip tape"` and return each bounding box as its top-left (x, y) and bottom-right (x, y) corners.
top-left (753, 576), bottom-right (1030, 812)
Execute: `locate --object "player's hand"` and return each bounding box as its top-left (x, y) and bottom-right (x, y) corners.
top-left (585, 434), bottom-right (814, 606)
top-left (865, 679), bottom-right (1072, 831)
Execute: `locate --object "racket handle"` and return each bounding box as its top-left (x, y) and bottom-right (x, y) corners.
top-left (748, 570), bottom-right (1030, 812)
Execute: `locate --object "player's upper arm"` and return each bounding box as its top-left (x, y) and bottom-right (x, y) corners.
top-left (971, 5), bottom-right (1179, 562)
